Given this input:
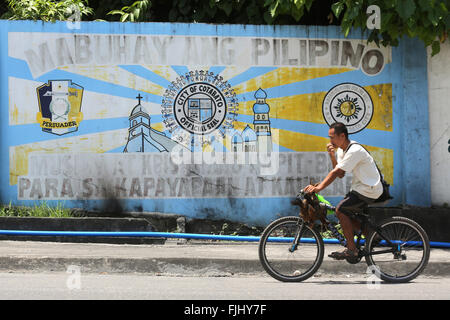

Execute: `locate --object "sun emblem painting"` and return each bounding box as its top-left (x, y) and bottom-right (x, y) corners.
top-left (322, 83), bottom-right (374, 134)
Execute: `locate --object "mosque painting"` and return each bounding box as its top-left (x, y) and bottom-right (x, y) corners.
top-left (231, 88), bottom-right (273, 153)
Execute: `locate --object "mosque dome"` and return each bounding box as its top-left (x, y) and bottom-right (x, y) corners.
top-left (253, 88), bottom-right (270, 114)
top-left (255, 88), bottom-right (267, 99)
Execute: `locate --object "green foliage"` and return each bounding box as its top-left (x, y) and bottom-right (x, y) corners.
top-left (266, 0), bottom-right (314, 22)
top-left (331, 0), bottom-right (450, 56)
top-left (3, 0), bottom-right (449, 56)
top-left (0, 202), bottom-right (72, 218)
top-left (156, 0), bottom-right (268, 24)
top-left (6, 0), bottom-right (93, 21)
top-left (152, 0), bottom-right (320, 25)
top-left (108, 0), bottom-right (150, 22)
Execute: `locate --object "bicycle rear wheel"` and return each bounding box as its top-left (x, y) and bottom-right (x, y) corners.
top-left (365, 216), bottom-right (430, 283)
top-left (258, 216), bottom-right (324, 282)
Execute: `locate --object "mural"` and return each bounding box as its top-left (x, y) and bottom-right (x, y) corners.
top-left (0, 21), bottom-right (430, 224)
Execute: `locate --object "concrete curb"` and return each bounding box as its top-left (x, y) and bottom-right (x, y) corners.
top-left (1, 256), bottom-right (449, 277)
top-left (0, 239), bottom-right (448, 277)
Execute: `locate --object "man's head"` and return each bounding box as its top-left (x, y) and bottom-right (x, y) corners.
top-left (328, 122), bottom-right (349, 149)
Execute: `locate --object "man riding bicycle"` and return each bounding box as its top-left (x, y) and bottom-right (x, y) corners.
top-left (303, 122), bottom-right (383, 260)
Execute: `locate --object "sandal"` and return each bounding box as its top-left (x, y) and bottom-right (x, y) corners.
top-left (328, 248), bottom-right (358, 260)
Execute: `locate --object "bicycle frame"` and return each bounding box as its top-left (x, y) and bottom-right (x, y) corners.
top-left (296, 195), bottom-right (401, 260)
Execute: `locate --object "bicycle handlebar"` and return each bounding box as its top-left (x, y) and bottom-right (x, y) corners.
top-left (296, 188), bottom-right (336, 211)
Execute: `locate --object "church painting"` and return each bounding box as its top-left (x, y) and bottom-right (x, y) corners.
top-left (123, 94), bottom-right (183, 153)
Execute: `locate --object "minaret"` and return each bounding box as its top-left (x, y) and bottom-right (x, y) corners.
top-left (253, 88), bottom-right (272, 152)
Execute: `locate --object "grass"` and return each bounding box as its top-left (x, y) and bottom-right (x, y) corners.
top-left (0, 202), bottom-right (73, 218)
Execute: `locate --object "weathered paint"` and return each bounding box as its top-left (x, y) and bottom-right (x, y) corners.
top-left (0, 21), bottom-right (431, 225)
top-left (428, 41), bottom-right (450, 206)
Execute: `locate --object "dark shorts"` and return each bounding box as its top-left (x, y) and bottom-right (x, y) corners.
top-left (336, 191), bottom-right (375, 218)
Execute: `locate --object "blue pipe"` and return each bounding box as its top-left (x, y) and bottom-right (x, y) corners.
top-left (0, 230), bottom-right (262, 241)
top-left (0, 229), bottom-right (336, 243)
top-left (0, 230), bottom-right (449, 248)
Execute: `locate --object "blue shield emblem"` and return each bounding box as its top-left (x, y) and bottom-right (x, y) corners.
top-left (36, 80), bottom-right (84, 135)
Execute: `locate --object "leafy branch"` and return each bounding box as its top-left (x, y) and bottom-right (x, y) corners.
top-left (330, 0), bottom-right (449, 56)
top-left (6, 0), bottom-right (93, 21)
top-left (108, 0), bottom-right (151, 22)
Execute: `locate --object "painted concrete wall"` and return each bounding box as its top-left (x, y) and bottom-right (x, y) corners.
top-left (428, 41), bottom-right (450, 206)
top-left (0, 21), bottom-right (431, 225)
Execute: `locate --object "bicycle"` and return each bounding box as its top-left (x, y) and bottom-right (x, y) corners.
top-left (258, 190), bottom-right (430, 283)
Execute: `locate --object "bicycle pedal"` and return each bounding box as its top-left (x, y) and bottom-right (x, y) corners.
top-left (345, 255), bottom-right (362, 264)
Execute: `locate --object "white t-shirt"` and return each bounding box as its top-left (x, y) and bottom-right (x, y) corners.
top-left (335, 141), bottom-right (383, 199)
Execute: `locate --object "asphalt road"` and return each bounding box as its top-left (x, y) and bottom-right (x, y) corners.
top-left (0, 272), bottom-right (448, 300)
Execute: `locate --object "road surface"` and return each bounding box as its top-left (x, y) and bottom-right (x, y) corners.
top-left (0, 272), bottom-right (448, 300)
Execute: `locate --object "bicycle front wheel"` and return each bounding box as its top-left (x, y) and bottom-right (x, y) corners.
top-left (365, 216), bottom-right (430, 283)
top-left (258, 216), bottom-right (324, 282)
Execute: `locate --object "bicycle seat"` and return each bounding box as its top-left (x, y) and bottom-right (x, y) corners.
top-left (367, 199), bottom-right (392, 207)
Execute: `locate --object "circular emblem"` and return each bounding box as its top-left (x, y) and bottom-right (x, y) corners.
top-left (322, 83), bottom-right (373, 134)
top-left (173, 82), bottom-right (227, 135)
top-left (161, 70), bottom-right (238, 148)
top-left (50, 97), bottom-right (70, 120)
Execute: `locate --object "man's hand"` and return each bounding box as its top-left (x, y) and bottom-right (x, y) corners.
top-left (327, 143), bottom-right (338, 170)
top-left (327, 143), bottom-right (336, 155)
top-left (304, 184), bottom-right (321, 194)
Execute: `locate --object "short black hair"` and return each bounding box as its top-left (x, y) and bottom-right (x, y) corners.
top-left (329, 122), bottom-right (348, 139)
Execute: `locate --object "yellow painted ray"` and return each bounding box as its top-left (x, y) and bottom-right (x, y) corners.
top-left (232, 67), bottom-right (352, 95)
top-left (221, 131), bottom-right (233, 151)
top-left (236, 92), bottom-right (327, 125)
top-left (59, 65), bottom-right (165, 96)
top-left (151, 122), bottom-right (165, 132)
top-left (364, 145), bottom-right (394, 185)
top-left (364, 84), bottom-right (393, 131)
top-left (143, 65), bottom-right (181, 81)
top-left (232, 121), bottom-right (250, 132)
top-left (203, 143), bottom-right (214, 152)
top-left (9, 128), bottom-right (129, 185)
top-left (237, 83), bottom-right (393, 132)
top-left (220, 66), bottom-right (251, 82)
